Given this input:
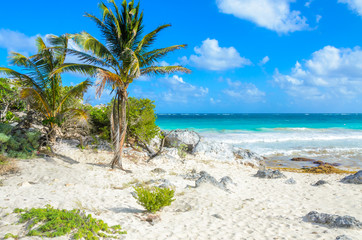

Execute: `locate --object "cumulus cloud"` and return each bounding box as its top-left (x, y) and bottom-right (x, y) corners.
top-left (259, 56), bottom-right (270, 66)
top-left (132, 75), bottom-right (209, 104)
top-left (182, 38), bottom-right (251, 71)
top-left (0, 29), bottom-right (38, 54)
top-left (216, 0), bottom-right (309, 33)
top-left (274, 45), bottom-right (362, 100)
top-left (339, 0), bottom-right (362, 16)
top-left (223, 78), bottom-right (265, 102)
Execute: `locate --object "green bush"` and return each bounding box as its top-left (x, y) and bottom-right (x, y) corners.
top-left (10, 205), bottom-right (126, 239)
top-left (133, 186), bottom-right (175, 213)
top-left (127, 97), bottom-right (160, 144)
top-left (86, 98), bottom-right (160, 144)
top-left (0, 123), bottom-right (41, 158)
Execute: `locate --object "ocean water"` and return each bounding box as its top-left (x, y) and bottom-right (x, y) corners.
top-left (156, 114), bottom-right (362, 169)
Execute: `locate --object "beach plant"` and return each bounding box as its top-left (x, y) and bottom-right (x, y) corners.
top-left (53, 0), bottom-right (190, 170)
top-left (177, 143), bottom-right (188, 158)
top-left (0, 35), bottom-right (91, 145)
top-left (133, 186), bottom-right (175, 213)
top-left (11, 205), bottom-right (126, 239)
top-left (0, 78), bottom-right (25, 123)
top-left (0, 123), bottom-right (41, 158)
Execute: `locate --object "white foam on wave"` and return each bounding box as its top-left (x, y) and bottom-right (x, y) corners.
top-left (201, 128), bottom-right (362, 167)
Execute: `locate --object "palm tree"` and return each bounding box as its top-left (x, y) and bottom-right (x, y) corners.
top-left (53, 0), bottom-right (190, 171)
top-left (0, 35), bottom-right (91, 146)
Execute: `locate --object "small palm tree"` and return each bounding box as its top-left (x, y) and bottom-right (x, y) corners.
top-left (0, 35), bottom-right (91, 145)
top-left (54, 0), bottom-right (190, 170)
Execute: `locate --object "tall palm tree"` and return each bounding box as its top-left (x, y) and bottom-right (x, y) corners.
top-left (53, 0), bottom-right (190, 170)
top-left (0, 35), bottom-right (91, 145)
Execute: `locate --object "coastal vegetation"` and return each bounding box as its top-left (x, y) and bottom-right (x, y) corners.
top-left (0, 0), bottom-right (189, 166)
top-left (0, 35), bottom-right (91, 147)
top-left (9, 205), bottom-right (126, 239)
top-left (133, 186), bottom-right (175, 213)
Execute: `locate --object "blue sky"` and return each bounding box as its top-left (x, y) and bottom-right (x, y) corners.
top-left (1, 0), bottom-right (362, 113)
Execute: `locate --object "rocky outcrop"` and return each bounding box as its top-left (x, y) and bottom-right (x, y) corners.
top-left (193, 139), bottom-right (264, 167)
top-left (341, 170), bottom-right (362, 184)
top-left (312, 180), bottom-right (328, 186)
top-left (305, 211), bottom-right (362, 229)
top-left (163, 130), bottom-right (201, 153)
top-left (255, 169), bottom-right (286, 179)
top-left (336, 235), bottom-right (353, 240)
top-left (189, 171), bottom-right (236, 192)
top-left (285, 178), bottom-right (296, 184)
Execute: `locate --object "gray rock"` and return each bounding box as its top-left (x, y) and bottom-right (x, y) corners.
top-left (336, 235), bottom-right (352, 240)
top-left (181, 169), bottom-right (201, 180)
top-left (193, 171), bottom-right (234, 192)
top-left (233, 148), bottom-right (265, 167)
top-left (211, 214), bottom-right (224, 220)
top-left (312, 180), bottom-right (328, 186)
top-left (151, 168), bottom-right (166, 174)
top-left (164, 129), bottom-right (201, 153)
top-left (341, 170), bottom-right (362, 184)
top-left (285, 178), bottom-right (296, 184)
top-left (255, 169), bottom-right (286, 179)
top-left (193, 140), bottom-right (264, 167)
top-left (305, 211), bottom-right (362, 229)
top-left (157, 179), bottom-right (174, 189)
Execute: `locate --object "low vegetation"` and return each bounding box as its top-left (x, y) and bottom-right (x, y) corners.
top-left (0, 155), bottom-right (18, 176)
top-left (8, 205), bottom-right (126, 239)
top-left (0, 123), bottom-right (41, 158)
top-left (133, 186), bottom-right (175, 213)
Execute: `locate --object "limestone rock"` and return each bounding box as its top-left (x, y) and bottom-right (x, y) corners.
top-left (151, 168), bottom-right (166, 174)
top-left (255, 169), bottom-right (286, 179)
top-left (164, 129), bottom-right (201, 153)
top-left (336, 235), bottom-right (353, 240)
top-left (312, 180), bottom-right (328, 186)
top-left (285, 178), bottom-right (296, 184)
top-left (193, 171), bottom-right (235, 192)
top-left (305, 211), bottom-right (362, 229)
top-left (341, 170), bottom-right (362, 184)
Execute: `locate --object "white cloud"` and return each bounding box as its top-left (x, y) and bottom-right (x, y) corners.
top-left (339, 0), bottom-right (362, 16)
top-left (216, 0), bottom-right (309, 33)
top-left (274, 45), bottom-right (362, 100)
top-left (210, 98), bottom-right (222, 104)
top-left (133, 75), bottom-right (209, 104)
top-left (316, 15), bottom-right (322, 23)
top-left (223, 79), bottom-right (265, 102)
top-left (259, 56), bottom-right (270, 65)
top-left (0, 29), bottom-right (38, 54)
top-left (183, 38), bottom-right (251, 71)
top-left (305, 0), bottom-right (313, 7)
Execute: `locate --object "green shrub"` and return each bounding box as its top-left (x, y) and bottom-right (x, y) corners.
top-left (0, 123), bottom-right (41, 158)
top-left (11, 205), bottom-right (126, 239)
top-left (127, 97), bottom-right (160, 144)
top-left (133, 186), bottom-right (175, 213)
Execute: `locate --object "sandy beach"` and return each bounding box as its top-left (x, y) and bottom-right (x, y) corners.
top-left (0, 141), bottom-right (360, 240)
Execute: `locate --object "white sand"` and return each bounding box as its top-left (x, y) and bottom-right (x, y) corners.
top-left (0, 142), bottom-right (361, 240)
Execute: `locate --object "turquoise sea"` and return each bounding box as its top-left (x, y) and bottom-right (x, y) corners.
top-left (156, 114), bottom-right (362, 169)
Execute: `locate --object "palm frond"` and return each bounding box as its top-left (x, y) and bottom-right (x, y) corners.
top-left (52, 63), bottom-right (105, 77)
top-left (141, 65), bottom-right (191, 75)
top-left (0, 67), bottom-right (43, 90)
top-left (56, 80), bottom-right (92, 112)
top-left (20, 87), bottom-right (50, 117)
top-left (96, 69), bottom-right (124, 97)
top-left (142, 44), bottom-right (187, 66)
top-left (136, 24), bottom-right (171, 53)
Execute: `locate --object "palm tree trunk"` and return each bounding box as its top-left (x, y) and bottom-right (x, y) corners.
top-left (110, 89), bottom-right (131, 172)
